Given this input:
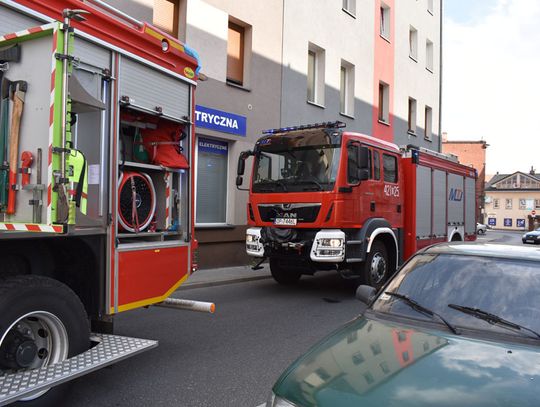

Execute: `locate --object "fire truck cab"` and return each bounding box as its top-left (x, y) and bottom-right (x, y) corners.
top-left (238, 121), bottom-right (477, 286)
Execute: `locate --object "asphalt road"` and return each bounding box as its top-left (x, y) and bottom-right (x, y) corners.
top-left (62, 230), bottom-right (527, 407)
top-left (65, 272), bottom-right (362, 407)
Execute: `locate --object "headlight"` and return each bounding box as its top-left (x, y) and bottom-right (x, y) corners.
top-left (319, 238), bottom-right (344, 247)
top-left (246, 234), bottom-right (258, 243)
top-left (268, 392), bottom-right (297, 407)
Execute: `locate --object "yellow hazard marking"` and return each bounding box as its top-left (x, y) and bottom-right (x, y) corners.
top-left (144, 26), bottom-right (185, 53)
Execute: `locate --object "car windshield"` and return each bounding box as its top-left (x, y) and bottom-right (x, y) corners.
top-left (372, 253), bottom-right (540, 337)
top-left (252, 144), bottom-right (340, 193)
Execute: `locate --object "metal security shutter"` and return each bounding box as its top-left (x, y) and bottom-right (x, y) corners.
top-left (0, 5), bottom-right (41, 36)
top-left (465, 177), bottom-right (476, 234)
top-left (447, 173), bottom-right (464, 225)
top-left (119, 57), bottom-right (190, 121)
top-left (72, 38), bottom-right (111, 100)
top-left (416, 166), bottom-right (431, 239)
top-left (432, 169), bottom-right (446, 236)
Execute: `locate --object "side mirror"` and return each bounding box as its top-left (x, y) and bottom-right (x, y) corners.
top-left (236, 175), bottom-right (243, 187)
top-left (237, 154), bottom-right (246, 176)
top-left (356, 285), bottom-right (376, 305)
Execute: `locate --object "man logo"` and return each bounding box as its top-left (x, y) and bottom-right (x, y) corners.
top-left (449, 188), bottom-right (463, 202)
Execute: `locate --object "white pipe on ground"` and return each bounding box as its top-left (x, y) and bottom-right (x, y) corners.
top-left (156, 298), bottom-right (215, 314)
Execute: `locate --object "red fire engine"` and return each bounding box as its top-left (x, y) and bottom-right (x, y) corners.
top-left (237, 122), bottom-right (477, 286)
top-left (0, 0), bottom-right (212, 404)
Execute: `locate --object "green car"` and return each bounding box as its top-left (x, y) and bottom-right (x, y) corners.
top-left (269, 243), bottom-right (540, 407)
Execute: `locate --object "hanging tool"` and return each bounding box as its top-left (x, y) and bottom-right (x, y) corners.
top-left (20, 151), bottom-right (33, 186)
top-left (6, 80), bottom-right (27, 215)
top-left (0, 44), bottom-right (20, 211)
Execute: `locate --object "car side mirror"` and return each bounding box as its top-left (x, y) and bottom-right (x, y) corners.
top-left (356, 285), bottom-right (376, 305)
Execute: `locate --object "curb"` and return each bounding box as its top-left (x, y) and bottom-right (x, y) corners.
top-left (178, 274), bottom-right (272, 291)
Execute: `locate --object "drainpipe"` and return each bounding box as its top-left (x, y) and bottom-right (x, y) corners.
top-left (438, 0), bottom-right (443, 152)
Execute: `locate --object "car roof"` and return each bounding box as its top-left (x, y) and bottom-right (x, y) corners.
top-left (420, 242), bottom-right (540, 262)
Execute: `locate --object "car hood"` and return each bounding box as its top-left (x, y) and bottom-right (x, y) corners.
top-left (524, 231), bottom-right (540, 237)
top-left (273, 316), bottom-right (540, 407)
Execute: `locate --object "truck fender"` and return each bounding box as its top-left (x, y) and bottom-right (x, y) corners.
top-left (347, 218), bottom-right (398, 263)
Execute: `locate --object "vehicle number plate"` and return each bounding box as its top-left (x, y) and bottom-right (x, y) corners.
top-left (527, 239), bottom-right (535, 243)
top-left (274, 218), bottom-right (297, 226)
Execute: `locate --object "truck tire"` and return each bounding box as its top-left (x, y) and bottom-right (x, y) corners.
top-left (0, 275), bottom-right (90, 406)
top-left (364, 241), bottom-right (388, 290)
top-left (270, 258), bottom-right (301, 285)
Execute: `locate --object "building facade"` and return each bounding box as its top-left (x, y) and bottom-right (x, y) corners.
top-left (484, 171), bottom-right (540, 231)
top-left (105, 0), bottom-right (442, 268)
top-left (441, 137), bottom-right (488, 222)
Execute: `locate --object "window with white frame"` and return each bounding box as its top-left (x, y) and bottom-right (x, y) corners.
top-left (380, 3), bottom-right (390, 39)
top-left (426, 39), bottom-right (434, 72)
top-left (196, 137), bottom-right (229, 224)
top-left (493, 198), bottom-right (500, 209)
top-left (342, 0), bottom-right (356, 16)
top-left (409, 26), bottom-right (418, 60)
top-left (424, 106), bottom-right (432, 141)
top-left (428, 0), bottom-right (434, 14)
top-left (519, 199), bottom-right (527, 210)
top-left (505, 198), bottom-right (513, 210)
top-left (340, 60), bottom-right (355, 116)
top-left (378, 82), bottom-right (390, 123)
top-left (408, 97), bottom-right (417, 134)
top-left (307, 43), bottom-right (325, 106)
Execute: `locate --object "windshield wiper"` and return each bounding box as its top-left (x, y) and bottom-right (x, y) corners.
top-left (385, 292), bottom-right (460, 335)
top-left (256, 180), bottom-right (288, 192)
top-left (300, 180), bottom-right (323, 191)
top-left (448, 304), bottom-right (540, 340)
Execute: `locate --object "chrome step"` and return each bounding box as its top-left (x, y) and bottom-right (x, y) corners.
top-left (0, 334), bottom-right (158, 406)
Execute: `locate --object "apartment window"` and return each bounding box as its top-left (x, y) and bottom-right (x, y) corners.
top-left (493, 198), bottom-right (500, 209)
top-left (380, 3), bottom-right (391, 39)
top-left (340, 60), bottom-right (355, 116)
top-left (153, 0), bottom-right (179, 37)
top-left (196, 137), bottom-right (228, 224)
top-left (307, 43), bottom-right (325, 105)
top-left (505, 199), bottom-right (513, 210)
top-left (383, 154), bottom-right (398, 183)
top-left (519, 199), bottom-right (527, 210)
top-left (227, 21), bottom-right (245, 86)
top-left (408, 98), bottom-right (417, 134)
top-left (428, 0), bottom-right (434, 14)
top-left (536, 199), bottom-right (540, 209)
top-left (409, 26), bottom-right (418, 60)
top-left (426, 39), bottom-right (434, 72)
top-left (342, 0), bottom-right (356, 16)
top-left (378, 82), bottom-right (389, 123)
top-left (424, 106), bottom-right (432, 141)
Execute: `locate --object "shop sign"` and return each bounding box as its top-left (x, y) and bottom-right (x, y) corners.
top-left (195, 105), bottom-right (246, 136)
top-left (198, 138), bottom-right (228, 155)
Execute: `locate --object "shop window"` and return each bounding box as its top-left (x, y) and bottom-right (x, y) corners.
top-left (196, 137), bottom-right (228, 224)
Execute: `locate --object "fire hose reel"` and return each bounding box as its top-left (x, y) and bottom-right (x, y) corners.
top-left (118, 171), bottom-right (156, 233)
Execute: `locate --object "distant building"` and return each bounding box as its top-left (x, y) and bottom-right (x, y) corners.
top-left (484, 169), bottom-right (540, 231)
top-left (441, 135), bottom-right (488, 222)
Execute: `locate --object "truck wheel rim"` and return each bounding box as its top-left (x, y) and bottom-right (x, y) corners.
top-left (370, 253), bottom-right (387, 284)
top-left (0, 311), bottom-right (69, 401)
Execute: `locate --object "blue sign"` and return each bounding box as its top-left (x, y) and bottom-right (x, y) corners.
top-left (517, 219), bottom-right (526, 228)
top-left (195, 105), bottom-right (246, 136)
top-left (198, 137), bottom-right (228, 155)
top-left (488, 218), bottom-right (496, 226)
top-left (504, 218), bottom-right (512, 227)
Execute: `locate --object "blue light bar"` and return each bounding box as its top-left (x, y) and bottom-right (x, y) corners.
top-left (262, 121), bottom-right (346, 135)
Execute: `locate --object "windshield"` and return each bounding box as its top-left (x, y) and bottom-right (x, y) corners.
top-left (372, 253), bottom-right (540, 337)
top-left (252, 145), bottom-right (340, 193)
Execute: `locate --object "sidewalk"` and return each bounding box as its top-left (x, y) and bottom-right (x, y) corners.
top-left (179, 263), bottom-right (271, 290)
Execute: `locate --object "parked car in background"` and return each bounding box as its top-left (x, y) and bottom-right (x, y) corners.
top-left (476, 222), bottom-right (488, 234)
top-left (523, 228), bottom-right (540, 245)
top-left (269, 243), bottom-right (540, 407)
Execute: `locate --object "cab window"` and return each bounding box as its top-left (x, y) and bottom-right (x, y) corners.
top-left (383, 154), bottom-right (398, 183)
top-left (373, 151), bottom-right (381, 181)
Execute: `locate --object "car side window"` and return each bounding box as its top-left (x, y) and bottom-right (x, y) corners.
top-left (383, 153), bottom-right (397, 183)
top-left (373, 151), bottom-right (381, 181)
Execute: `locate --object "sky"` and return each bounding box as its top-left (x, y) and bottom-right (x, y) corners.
top-left (442, 0), bottom-right (540, 175)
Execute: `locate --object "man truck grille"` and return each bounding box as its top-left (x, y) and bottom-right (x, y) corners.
top-left (258, 203), bottom-right (321, 223)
